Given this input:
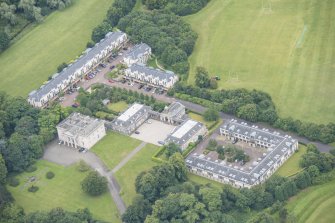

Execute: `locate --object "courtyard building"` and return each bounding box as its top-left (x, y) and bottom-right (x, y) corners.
top-left (57, 113), bottom-right (106, 150)
top-left (123, 43), bottom-right (151, 66)
top-left (165, 119), bottom-right (207, 151)
top-left (124, 63), bottom-right (178, 90)
top-left (111, 103), bottom-right (152, 135)
top-left (160, 102), bottom-right (186, 124)
top-left (186, 119), bottom-right (298, 188)
top-left (28, 31), bottom-right (127, 108)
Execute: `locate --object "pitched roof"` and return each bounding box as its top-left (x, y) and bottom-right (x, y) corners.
top-left (165, 119), bottom-right (204, 146)
top-left (112, 103), bottom-right (151, 128)
top-left (124, 43), bottom-right (151, 60)
top-left (186, 120), bottom-right (298, 186)
top-left (29, 31), bottom-right (126, 102)
top-left (128, 63), bottom-right (176, 82)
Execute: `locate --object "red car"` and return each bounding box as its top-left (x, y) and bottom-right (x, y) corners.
top-left (108, 79), bottom-right (114, 83)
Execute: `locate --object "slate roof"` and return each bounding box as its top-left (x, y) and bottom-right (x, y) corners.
top-left (57, 113), bottom-right (104, 137)
top-left (112, 103), bottom-right (151, 128)
top-left (165, 119), bottom-right (204, 146)
top-left (128, 63), bottom-right (176, 81)
top-left (124, 43), bottom-right (151, 60)
top-left (186, 120), bottom-right (298, 186)
top-left (162, 102), bottom-right (185, 117)
top-left (29, 31), bottom-right (126, 102)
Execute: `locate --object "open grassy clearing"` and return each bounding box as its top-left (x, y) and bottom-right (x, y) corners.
top-left (0, 0), bottom-right (114, 97)
top-left (114, 144), bottom-right (160, 205)
top-left (187, 173), bottom-right (223, 188)
top-left (185, 0), bottom-right (335, 124)
top-left (286, 177), bottom-right (335, 223)
top-left (8, 160), bottom-right (120, 223)
top-left (108, 101), bottom-right (128, 113)
top-left (276, 145), bottom-right (306, 177)
top-left (91, 132), bottom-right (141, 170)
top-left (188, 112), bottom-right (216, 129)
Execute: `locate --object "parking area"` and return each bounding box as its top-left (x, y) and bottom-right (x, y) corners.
top-left (130, 119), bottom-right (176, 146)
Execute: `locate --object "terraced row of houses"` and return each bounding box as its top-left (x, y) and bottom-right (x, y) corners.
top-left (28, 31), bottom-right (128, 108)
top-left (124, 63), bottom-right (178, 90)
top-left (186, 120), bottom-right (298, 188)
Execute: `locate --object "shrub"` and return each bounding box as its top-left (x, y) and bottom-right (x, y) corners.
top-left (8, 177), bottom-right (20, 187)
top-left (81, 171), bottom-right (108, 196)
top-left (26, 165), bottom-right (37, 173)
top-left (46, 171), bottom-right (55, 179)
top-left (77, 160), bottom-right (91, 172)
top-left (28, 185), bottom-right (39, 193)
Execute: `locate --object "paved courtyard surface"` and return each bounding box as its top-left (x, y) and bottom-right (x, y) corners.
top-left (130, 119), bottom-right (176, 146)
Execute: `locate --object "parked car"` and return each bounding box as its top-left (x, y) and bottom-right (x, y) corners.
top-left (78, 147), bottom-right (85, 153)
top-left (110, 65), bottom-right (115, 70)
top-left (138, 84), bottom-right (144, 89)
top-left (72, 103), bottom-right (79, 108)
top-left (108, 79), bottom-right (114, 83)
top-left (134, 131), bottom-right (140, 134)
top-left (158, 141), bottom-right (165, 145)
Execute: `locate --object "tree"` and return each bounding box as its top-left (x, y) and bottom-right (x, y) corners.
top-left (91, 21), bottom-right (112, 43)
top-left (81, 171), bottom-right (108, 196)
top-left (199, 187), bottom-right (222, 211)
top-left (195, 67), bottom-right (210, 88)
top-left (0, 32), bottom-right (10, 52)
top-left (168, 153), bottom-right (188, 182)
top-left (142, 0), bottom-right (167, 10)
top-left (164, 143), bottom-right (181, 158)
top-left (0, 154), bottom-right (7, 184)
top-left (204, 108), bottom-right (219, 121)
top-left (18, 0), bottom-right (43, 22)
top-left (57, 62), bottom-right (67, 72)
top-left (15, 116), bottom-right (38, 136)
top-left (237, 103), bottom-right (259, 122)
top-left (122, 195), bottom-right (152, 223)
top-left (0, 3), bottom-right (17, 26)
top-left (0, 204), bottom-right (25, 223)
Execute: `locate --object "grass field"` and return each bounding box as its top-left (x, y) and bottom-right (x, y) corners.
top-left (108, 101), bottom-right (129, 113)
top-left (185, 0), bottom-right (335, 124)
top-left (287, 177), bottom-right (335, 223)
top-left (0, 0), bottom-right (113, 96)
top-left (188, 112), bottom-right (216, 129)
top-left (276, 145), bottom-right (307, 177)
top-left (91, 132), bottom-right (141, 170)
top-left (8, 160), bottom-right (120, 223)
top-left (114, 144), bottom-right (160, 205)
top-left (187, 173), bottom-right (223, 188)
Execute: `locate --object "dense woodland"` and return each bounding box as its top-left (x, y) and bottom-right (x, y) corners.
top-left (118, 11), bottom-right (196, 77)
top-left (142, 0), bottom-right (210, 16)
top-left (122, 145), bottom-right (335, 223)
top-left (0, 0), bottom-right (72, 52)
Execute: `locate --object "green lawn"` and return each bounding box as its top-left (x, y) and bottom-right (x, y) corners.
top-left (8, 160), bottom-right (120, 223)
top-left (188, 112), bottom-right (216, 129)
top-left (286, 177), bottom-right (335, 223)
top-left (114, 144), bottom-right (160, 205)
top-left (185, 0), bottom-right (335, 124)
top-left (91, 132), bottom-right (141, 170)
top-left (107, 101), bottom-right (129, 113)
top-left (187, 173), bottom-right (223, 189)
top-left (0, 0), bottom-right (114, 96)
top-left (276, 145), bottom-right (307, 177)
